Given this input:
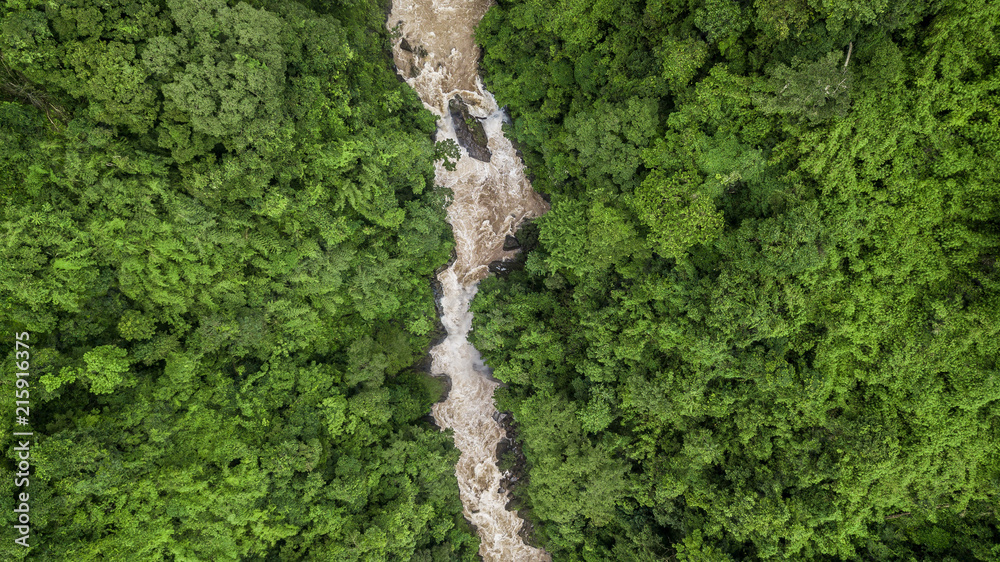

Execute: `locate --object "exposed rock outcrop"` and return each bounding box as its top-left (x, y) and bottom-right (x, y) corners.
top-left (449, 95), bottom-right (492, 162)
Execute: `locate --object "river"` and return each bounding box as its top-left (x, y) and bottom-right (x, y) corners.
top-left (387, 0), bottom-right (551, 560)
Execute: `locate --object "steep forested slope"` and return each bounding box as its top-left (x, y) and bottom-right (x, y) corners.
top-left (0, 0), bottom-right (478, 560)
top-left (473, 0), bottom-right (1000, 559)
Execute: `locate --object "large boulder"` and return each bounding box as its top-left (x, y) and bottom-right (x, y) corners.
top-left (448, 96), bottom-right (491, 162)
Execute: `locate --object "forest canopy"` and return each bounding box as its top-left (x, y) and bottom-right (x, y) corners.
top-left (1, 0), bottom-right (999, 560)
top-left (0, 0), bottom-right (479, 560)
top-left (473, 0), bottom-right (1000, 559)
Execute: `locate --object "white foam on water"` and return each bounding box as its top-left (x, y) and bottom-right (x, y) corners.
top-left (388, 1), bottom-right (550, 560)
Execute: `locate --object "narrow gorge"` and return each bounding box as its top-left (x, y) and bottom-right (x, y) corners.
top-left (388, 0), bottom-right (551, 560)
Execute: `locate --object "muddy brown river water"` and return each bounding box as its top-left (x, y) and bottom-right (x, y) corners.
top-left (388, 0), bottom-right (551, 560)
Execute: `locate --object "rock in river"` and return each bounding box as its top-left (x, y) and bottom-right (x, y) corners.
top-left (449, 95), bottom-right (492, 162)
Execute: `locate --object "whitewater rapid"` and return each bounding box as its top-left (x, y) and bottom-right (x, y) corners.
top-left (388, 0), bottom-right (550, 560)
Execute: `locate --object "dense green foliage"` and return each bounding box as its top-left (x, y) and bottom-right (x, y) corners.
top-left (474, 0), bottom-right (1000, 559)
top-left (0, 0), bottom-right (478, 559)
